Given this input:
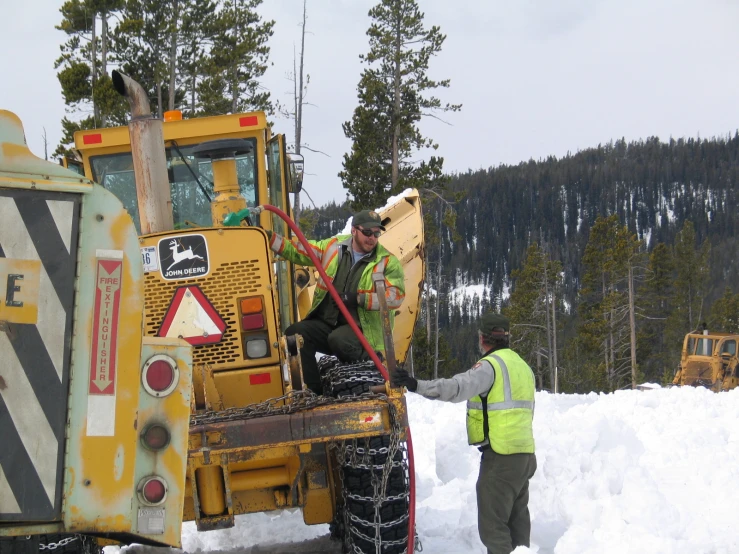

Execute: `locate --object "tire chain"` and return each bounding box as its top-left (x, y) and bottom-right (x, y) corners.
top-left (319, 356), bottom-right (421, 554)
top-left (189, 355), bottom-right (420, 553)
top-left (39, 536), bottom-right (79, 551)
top-left (38, 535), bottom-right (100, 554)
top-left (191, 383), bottom-right (386, 427)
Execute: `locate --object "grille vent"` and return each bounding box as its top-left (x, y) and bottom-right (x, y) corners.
top-left (144, 260), bottom-right (261, 367)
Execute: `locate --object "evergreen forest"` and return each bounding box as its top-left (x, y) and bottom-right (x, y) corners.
top-left (303, 134), bottom-right (739, 392)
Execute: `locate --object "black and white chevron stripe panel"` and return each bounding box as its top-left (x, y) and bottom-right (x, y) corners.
top-left (0, 189), bottom-right (79, 521)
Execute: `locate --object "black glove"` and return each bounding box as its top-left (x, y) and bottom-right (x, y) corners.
top-left (265, 229), bottom-right (273, 240)
top-left (392, 368), bottom-right (418, 392)
top-left (339, 291), bottom-right (359, 309)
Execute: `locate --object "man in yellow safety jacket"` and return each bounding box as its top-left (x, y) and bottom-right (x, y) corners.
top-left (267, 209), bottom-right (405, 394)
top-left (393, 312), bottom-right (537, 554)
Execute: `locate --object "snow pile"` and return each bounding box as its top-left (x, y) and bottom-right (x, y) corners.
top-left (339, 188), bottom-right (415, 235)
top-left (167, 386), bottom-right (739, 553)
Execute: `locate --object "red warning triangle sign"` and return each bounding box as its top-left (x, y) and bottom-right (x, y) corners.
top-left (158, 286), bottom-right (227, 345)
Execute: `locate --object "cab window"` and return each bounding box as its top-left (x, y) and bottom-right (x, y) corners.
top-left (89, 139), bottom-right (257, 233)
top-left (721, 340), bottom-right (736, 356)
top-left (694, 338), bottom-right (715, 356)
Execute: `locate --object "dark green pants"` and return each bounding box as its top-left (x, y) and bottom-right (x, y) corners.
top-left (476, 449), bottom-right (537, 554)
top-left (284, 318), bottom-right (368, 394)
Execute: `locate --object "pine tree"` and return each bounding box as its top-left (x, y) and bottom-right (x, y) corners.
top-left (340, 0), bottom-right (461, 209)
top-left (666, 220), bottom-right (711, 345)
top-left (112, 0), bottom-right (175, 117)
top-left (577, 215), bottom-right (643, 390)
top-left (54, 0), bottom-right (125, 156)
top-left (638, 242), bottom-right (675, 382)
top-left (506, 243), bottom-right (563, 391)
top-left (179, 0), bottom-right (218, 116)
top-left (709, 288), bottom-right (739, 333)
top-left (203, 0), bottom-right (274, 116)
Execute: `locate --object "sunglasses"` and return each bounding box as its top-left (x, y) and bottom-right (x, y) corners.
top-left (355, 226), bottom-right (382, 238)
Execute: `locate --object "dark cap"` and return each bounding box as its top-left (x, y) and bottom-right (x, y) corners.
top-left (352, 209), bottom-right (385, 231)
top-left (479, 312), bottom-right (509, 335)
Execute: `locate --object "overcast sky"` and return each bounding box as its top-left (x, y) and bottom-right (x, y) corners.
top-left (3, 0), bottom-right (739, 207)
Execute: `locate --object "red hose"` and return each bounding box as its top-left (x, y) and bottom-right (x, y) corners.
top-left (260, 204), bottom-right (416, 553)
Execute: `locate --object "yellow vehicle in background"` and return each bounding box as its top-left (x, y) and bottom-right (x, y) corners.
top-left (0, 111), bottom-right (192, 551)
top-left (62, 71), bottom-right (424, 553)
top-left (673, 329), bottom-right (739, 392)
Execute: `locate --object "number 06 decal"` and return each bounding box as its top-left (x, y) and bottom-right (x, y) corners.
top-left (141, 246), bottom-right (159, 273)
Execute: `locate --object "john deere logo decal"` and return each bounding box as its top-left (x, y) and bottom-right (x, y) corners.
top-left (158, 234), bottom-right (209, 280)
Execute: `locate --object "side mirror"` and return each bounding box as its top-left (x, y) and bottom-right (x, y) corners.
top-left (287, 153), bottom-right (304, 193)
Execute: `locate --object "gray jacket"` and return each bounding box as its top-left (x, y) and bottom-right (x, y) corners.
top-left (415, 359), bottom-right (496, 403)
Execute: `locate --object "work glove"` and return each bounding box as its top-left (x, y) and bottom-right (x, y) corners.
top-left (339, 292), bottom-right (359, 309)
top-left (392, 368), bottom-right (418, 392)
top-left (265, 229), bottom-right (273, 241)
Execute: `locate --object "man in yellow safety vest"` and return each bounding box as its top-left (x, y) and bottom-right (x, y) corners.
top-left (393, 312), bottom-right (537, 554)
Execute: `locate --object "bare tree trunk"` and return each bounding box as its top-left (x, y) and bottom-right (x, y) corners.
top-left (536, 349), bottom-right (543, 390)
top-left (390, 13), bottom-right (401, 191)
top-left (42, 128), bottom-right (48, 160)
top-left (433, 237), bottom-right (442, 380)
top-left (231, 62), bottom-right (238, 113)
top-left (601, 275), bottom-right (609, 386)
top-left (101, 12), bottom-right (107, 73)
top-left (543, 262), bottom-right (554, 390)
top-left (293, 0), bottom-right (307, 225)
top-left (609, 303), bottom-right (615, 390)
top-left (552, 281), bottom-right (559, 393)
top-left (190, 40), bottom-right (196, 114)
top-left (409, 344), bottom-right (414, 377)
top-left (91, 13), bottom-right (99, 126)
top-left (433, 206), bottom-right (443, 379)
top-left (100, 9), bottom-right (108, 127)
top-left (628, 263), bottom-right (637, 389)
top-left (425, 261), bottom-right (431, 340)
top-left (168, 0), bottom-right (179, 111)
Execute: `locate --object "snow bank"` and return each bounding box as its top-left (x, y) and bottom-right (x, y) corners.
top-left (124, 386), bottom-right (739, 554)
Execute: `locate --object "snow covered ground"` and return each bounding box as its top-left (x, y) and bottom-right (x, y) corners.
top-left (127, 386), bottom-right (739, 554)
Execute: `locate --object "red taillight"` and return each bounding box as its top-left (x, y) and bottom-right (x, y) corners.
top-left (142, 355), bottom-right (179, 397)
top-left (147, 361), bottom-right (173, 390)
top-left (82, 133), bottom-right (102, 145)
top-left (241, 313), bottom-right (264, 330)
top-left (139, 476), bottom-right (167, 505)
top-left (141, 423), bottom-right (171, 451)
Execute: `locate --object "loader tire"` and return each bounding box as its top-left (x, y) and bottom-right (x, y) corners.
top-left (323, 359), bottom-right (411, 554)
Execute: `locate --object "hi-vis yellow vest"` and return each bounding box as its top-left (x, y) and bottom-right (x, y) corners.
top-left (466, 349), bottom-right (535, 454)
top-left (268, 234), bottom-right (405, 353)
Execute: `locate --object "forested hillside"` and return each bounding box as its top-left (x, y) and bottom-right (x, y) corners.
top-left (303, 133), bottom-right (739, 391)
top-left (446, 135), bottom-right (739, 303)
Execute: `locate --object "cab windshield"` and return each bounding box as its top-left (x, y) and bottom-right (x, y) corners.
top-left (89, 139), bottom-right (257, 232)
top-left (687, 337), bottom-right (715, 356)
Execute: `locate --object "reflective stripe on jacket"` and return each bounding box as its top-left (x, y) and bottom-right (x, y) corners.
top-left (269, 233), bottom-right (405, 353)
top-left (466, 349), bottom-right (535, 454)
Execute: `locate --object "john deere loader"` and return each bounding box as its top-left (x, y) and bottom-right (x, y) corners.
top-left (1, 70), bottom-right (424, 554)
top-left (673, 329), bottom-right (739, 392)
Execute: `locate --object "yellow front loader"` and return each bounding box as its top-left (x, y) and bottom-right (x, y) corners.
top-left (673, 330), bottom-right (739, 392)
top-left (41, 70), bottom-right (425, 553)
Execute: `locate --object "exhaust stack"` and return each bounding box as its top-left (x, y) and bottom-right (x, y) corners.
top-left (112, 70), bottom-right (173, 234)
